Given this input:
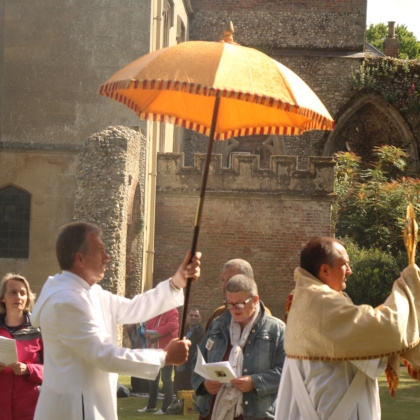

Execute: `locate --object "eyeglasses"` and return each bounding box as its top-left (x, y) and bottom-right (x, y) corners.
top-left (224, 297), bottom-right (252, 310)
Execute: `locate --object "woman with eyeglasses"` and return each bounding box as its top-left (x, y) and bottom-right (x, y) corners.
top-left (191, 274), bottom-right (286, 420)
top-left (0, 273), bottom-right (43, 420)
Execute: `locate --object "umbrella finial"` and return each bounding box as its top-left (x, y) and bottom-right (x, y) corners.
top-left (222, 21), bottom-right (236, 44)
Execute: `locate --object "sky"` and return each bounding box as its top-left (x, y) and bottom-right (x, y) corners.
top-left (366, 0), bottom-right (420, 40)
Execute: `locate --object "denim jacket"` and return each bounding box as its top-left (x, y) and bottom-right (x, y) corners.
top-left (191, 302), bottom-right (286, 419)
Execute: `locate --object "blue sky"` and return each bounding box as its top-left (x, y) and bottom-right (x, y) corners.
top-left (367, 0), bottom-right (420, 40)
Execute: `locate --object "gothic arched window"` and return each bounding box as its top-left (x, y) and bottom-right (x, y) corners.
top-left (0, 185), bottom-right (31, 258)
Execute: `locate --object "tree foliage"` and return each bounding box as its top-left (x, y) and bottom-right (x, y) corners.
top-left (396, 25), bottom-right (420, 60)
top-left (342, 238), bottom-right (400, 307)
top-left (334, 145), bottom-right (420, 260)
top-left (334, 146), bottom-right (420, 305)
top-left (366, 23), bottom-right (420, 59)
top-left (366, 23), bottom-right (388, 52)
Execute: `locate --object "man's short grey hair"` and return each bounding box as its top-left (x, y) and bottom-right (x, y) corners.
top-left (56, 221), bottom-right (102, 270)
top-left (224, 259), bottom-right (254, 279)
top-left (226, 274), bottom-right (258, 297)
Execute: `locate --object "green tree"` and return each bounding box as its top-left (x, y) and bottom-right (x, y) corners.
top-left (366, 23), bottom-right (388, 52)
top-left (396, 25), bottom-right (420, 59)
top-left (342, 238), bottom-right (400, 307)
top-left (334, 146), bottom-right (420, 259)
top-left (334, 146), bottom-right (420, 305)
top-left (366, 23), bottom-right (420, 59)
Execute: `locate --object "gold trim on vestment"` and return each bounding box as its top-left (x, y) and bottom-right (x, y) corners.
top-left (286, 337), bottom-right (420, 361)
top-left (285, 266), bottom-right (420, 396)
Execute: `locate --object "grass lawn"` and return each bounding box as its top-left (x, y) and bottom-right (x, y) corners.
top-left (118, 370), bottom-right (420, 420)
top-left (117, 376), bottom-right (198, 420)
top-left (379, 369), bottom-right (420, 420)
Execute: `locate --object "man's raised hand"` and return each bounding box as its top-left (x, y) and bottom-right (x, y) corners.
top-left (171, 251), bottom-right (202, 289)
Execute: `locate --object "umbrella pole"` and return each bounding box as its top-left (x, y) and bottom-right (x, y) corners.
top-left (179, 95), bottom-right (221, 339)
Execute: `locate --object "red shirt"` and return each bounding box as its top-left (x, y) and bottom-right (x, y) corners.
top-left (0, 314), bottom-right (43, 420)
top-left (146, 308), bottom-right (179, 349)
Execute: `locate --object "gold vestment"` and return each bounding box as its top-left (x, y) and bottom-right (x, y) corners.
top-left (286, 266), bottom-right (420, 394)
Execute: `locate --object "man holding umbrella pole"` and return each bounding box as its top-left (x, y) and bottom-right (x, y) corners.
top-left (31, 221), bottom-right (201, 420)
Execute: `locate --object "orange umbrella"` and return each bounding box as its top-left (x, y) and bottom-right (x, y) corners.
top-left (99, 42), bottom-right (333, 139)
top-left (99, 24), bottom-right (335, 336)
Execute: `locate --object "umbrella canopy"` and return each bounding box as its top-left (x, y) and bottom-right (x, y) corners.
top-left (99, 28), bottom-right (335, 337)
top-left (99, 41), bottom-right (334, 140)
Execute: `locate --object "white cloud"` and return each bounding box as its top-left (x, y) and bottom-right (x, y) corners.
top-left (366, 0), bottom-right (420, 39)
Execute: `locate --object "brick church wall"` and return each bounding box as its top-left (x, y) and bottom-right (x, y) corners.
top-left (154, 153), bottom-right (335, 321)
top-left (275, 55), bottom-right (363, 164)
top-left (183, 55), bottom-right (363, 169)
top-left (189, 0), bottom-right (366, 50)
top-left (184, 1), bottom-right (367, 168)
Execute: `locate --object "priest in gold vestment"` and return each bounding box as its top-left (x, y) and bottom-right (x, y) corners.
top-left (275, 234), bottom-right (420, 420)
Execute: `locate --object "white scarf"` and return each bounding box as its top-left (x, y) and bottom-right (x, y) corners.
top-left (211, 303), bottom-right (261, 420)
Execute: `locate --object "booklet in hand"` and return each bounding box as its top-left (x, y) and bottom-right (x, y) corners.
top-left (194, 346), bottom-right (237, 383)
top-left (0, 336), bottom-right (18, 365)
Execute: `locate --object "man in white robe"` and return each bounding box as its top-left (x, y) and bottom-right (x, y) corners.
top-left (275, 237), bottom-right (420, 420)
top-left (31, 221), bottom-right (201, 420)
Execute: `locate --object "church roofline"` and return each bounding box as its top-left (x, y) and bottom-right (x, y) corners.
top-left (365, 42), bottom-right (386, 57)
top-left (269, 47), bottom-right (366, 59)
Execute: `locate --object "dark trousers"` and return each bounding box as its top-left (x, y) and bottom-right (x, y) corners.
top-left (131, 376), bottom-right (149, 393)
top-left (147, 365), bottom-right (173, 412)
top-left (174, 368), bottom-right (193, 392)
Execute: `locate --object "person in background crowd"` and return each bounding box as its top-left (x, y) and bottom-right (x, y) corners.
top-left (138, 308), bottom-right (180, 415)
top-left (193, 275), bottom-right (285, 420)
top-left (205, 259), bottom-right (271, 331)
top-left (127, 322), bottom-right (149, 394)
top-left (174, 308), bottom-right (205, 392)
top-left (0, 273), bottom-right (43, 420)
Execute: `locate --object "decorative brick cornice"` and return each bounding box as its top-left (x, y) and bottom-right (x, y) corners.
top-left (157, 152), bottom-right (336, 196)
